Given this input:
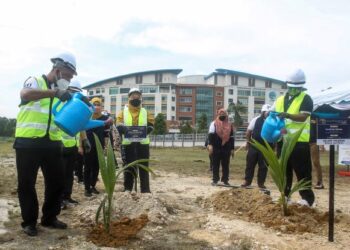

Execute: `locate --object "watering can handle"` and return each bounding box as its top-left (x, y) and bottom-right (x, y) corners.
top-left (52, 100), bottom-right (62, 116)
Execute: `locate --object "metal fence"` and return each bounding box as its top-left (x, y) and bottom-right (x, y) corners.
top-left (149, 132), bottom-right (246, 147)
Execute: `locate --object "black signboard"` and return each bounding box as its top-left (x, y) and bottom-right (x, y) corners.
top-left (317, 118), bottom-right (350, 145)
top-left (124, 126), bottom-right (147, 142)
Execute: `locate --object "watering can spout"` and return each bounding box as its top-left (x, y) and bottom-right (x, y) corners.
top-left (83, 120), bottom-right (105, 130)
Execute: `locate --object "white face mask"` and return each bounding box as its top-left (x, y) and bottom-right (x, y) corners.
top-left (56, 72), bottom-right (70, 90)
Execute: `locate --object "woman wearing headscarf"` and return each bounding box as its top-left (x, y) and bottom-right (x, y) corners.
top-left (207, 109), bottom-right (235, 186)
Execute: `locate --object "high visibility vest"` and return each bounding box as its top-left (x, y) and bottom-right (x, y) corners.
top-left (275, 92), bottom-right (310, 142)
top-left (62, 132), bottom-right (79, 148)
top-left (122, 106), bottom-right (150, 145)
top-left (15, 76), bottom-right (61, 141)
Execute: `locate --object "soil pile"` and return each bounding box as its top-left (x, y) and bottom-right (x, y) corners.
top-left (87, 214), bottom-right (149, 247)
top-left (205, 188), bottom-right (350, 234)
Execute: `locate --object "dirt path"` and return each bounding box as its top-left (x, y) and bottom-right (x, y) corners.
top-left (1, 154), bottom-right (350, 249)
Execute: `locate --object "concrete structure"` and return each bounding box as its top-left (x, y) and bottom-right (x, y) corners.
top-left (83, 68), bottom-right (287, 129)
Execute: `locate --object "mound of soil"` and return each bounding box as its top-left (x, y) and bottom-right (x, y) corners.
top-left (205, 188), bottom-right (348, 234)
top-left (86, 214), bottom-right (149, 248)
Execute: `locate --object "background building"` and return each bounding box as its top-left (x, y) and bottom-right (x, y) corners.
top-left (83, 68), bottom-right (287, 130)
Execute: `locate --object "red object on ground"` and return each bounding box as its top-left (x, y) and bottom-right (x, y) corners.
top-left (338, 171), bottom-right (350, 176)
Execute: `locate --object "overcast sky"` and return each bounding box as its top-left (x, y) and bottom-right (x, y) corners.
top-left (1, 0), bottom-right (349, 118)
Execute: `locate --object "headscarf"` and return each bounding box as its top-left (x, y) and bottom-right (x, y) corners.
top-left (214, 108), bottom-right (231, 145)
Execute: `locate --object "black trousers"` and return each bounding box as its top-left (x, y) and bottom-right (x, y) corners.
top-left (62, 146), bottom-right (78, 199)
top-left (83, 148), bottom-right (99, 191)
top-left (284, 143), bottom-right (315, 205)
top-left (212, 149), bottom-right (231, 183)
top-left (244, 147), bottom-right (268, 185)
top-left (74, 153), bottom-right (84, 181)
top-left (123, 143), bottom-right (150, 193)
top-left (15, 147), bottom-right (64, 227)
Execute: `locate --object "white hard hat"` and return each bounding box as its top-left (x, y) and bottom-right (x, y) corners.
top-left (261, 104), bottom-right (271, 112)
top-left (128, 87), bottom-right (142, 97)
top-left (286, 68), bottom-right (305, 88)
top-left (68, 80), bottom-right (82, 92)
top-left (51, 52), bottom-right (77, 75)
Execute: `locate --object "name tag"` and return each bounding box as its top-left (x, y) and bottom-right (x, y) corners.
top-left (125, 126), bottom-right (147, 142)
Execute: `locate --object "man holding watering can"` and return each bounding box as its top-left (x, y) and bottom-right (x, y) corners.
top-left (273, 68), bottom-right (315, 207)
top-left (116, 88), bottom-right (154, 193)
top-left (13, 52), bottom-right (78, 236)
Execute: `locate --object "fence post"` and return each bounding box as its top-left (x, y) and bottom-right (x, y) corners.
top-left (163, 134), bottom-right (165, 147)
top-left (154, 134), bottom-right (157, 148)
top-left (172, 133), bottom-right (175, 148)
top-left (182, 133), bottom-right (184, 148)
top-left (193, 132), bottom-right (195, 147)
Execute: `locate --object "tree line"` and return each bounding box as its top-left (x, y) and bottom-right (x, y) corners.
top-left (0, 117), bottom-right (16, 137)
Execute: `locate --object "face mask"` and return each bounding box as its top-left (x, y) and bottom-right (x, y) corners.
top-left (219, 116), bottom-right (226, 121)
top-left (288, 87), bottom-right (301, 96)
top-left (55, 72), bottom-right (70, 90)
top-left (130, 99), bottom-right (141, 107)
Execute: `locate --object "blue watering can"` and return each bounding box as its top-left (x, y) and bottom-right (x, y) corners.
top-left (261, 112), bottom-right (286, 143)
top-left (52, 92), bottom-right (105, 136)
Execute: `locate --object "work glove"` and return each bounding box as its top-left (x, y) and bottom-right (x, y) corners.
top-left (147, 126), bottom-right (154, 135)
top-left (55, 89), bottom-right (72, 102)
top-left (82, 138), bottom-right (91, 153)
top-left (277, 112), bottom-right (290, 119)
top-left (116, 124), bottom-right (127, 135)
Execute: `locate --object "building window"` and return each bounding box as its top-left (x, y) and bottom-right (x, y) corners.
top-left (228, 89), bottom-right (234, 95)
top-left (116, 79), bottom-right (123, 85)
top-left (216, 91), bottom-right (223, 96)
top-left (171, 116), bottom-right (175, 121)
top-left (179, 97), bottom-right (192, 103)
top-left (265, 80), bottom-right (272, 88)
top-left (96, 88), bottom-right (101, 94)
top-left (238, 97), bottom-right (248, 105)
top-left (252, 89), bottom-right (265, 97)
top-left (161, 95), bottom-right (167, 101)
top-left (122, 96), bottom-right (128, 103)
top-left (231, 75), bottom-right (238, 85)
top-left (281, 83), bottom-right (287, 89)
top-left (110, 96), bottom-right (116, 103)
top-left (89, 90), bottom-right (94, 95)
top-left (155, 73), bottom-right (163, 83)
top-left (171, 106), bottom-right (175, 111)
top-left (216, 101), bottom-right (223, 106)
top-left (101, 88), bottom-right (105, 93)
top-left (179, 88), bottom-right (192, 95)
top-left (109, 87), bottom-right (118, 95)
top-left (254, 99), bottom-right (265, 105)
top-left (120, 88), bottom-right (130, 94)
top-left (136, 75), bottom-right (143, 84)
top-left (238, 88), bottom-right (251, 96)
top-left (142, 96), bottom-right (155, 102)
top-left (140, 86), bottom-right (158, 93)
top-left (161, 104), bottom-right (167, 113)
top-left (179, 106), bottom-right (192, 112)
top-left (249, 78), bottom-right (255, 87)
top-left (143, 105), bottom-right (155, 112)
top-left (179, 117), bottom-right (192, 122)
top-left (228, 98), bottom-right (233, 103)
top-left (172, 96), bottom-right (176, 102)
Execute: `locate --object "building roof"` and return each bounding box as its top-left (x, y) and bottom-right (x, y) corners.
top-left (83, 69), bottom-right (183, 89)
top-left (204, 68), bottom-right (285, 84)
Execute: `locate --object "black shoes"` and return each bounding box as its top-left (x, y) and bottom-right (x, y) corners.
top-left (258, 184), bottom-right (267, 189)
top-left (241, 182), bottom-right (251, 188)
top-left (223, 181), bottom-right (230, 186)
top-left (211, 182), bottom-right (218, 186)
top-left (41, 219), bottom-right (67, 229)
top-left (314, 182), bottom-right (325, 189)
top-left (91, 187), bottom-right (100, 194)
top-left (23, 225), bottom-right (38, 236)
top-left (84, 190), bottom-right (92, 197)
top-left (66, 197), bottom-right (79, 204)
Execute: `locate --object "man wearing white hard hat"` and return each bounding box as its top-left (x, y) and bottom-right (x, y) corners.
top-left (274, 68), bottom-right (315, 207)
top-left (13, 52), bottom-right (77, 236)
top-left (116, 88), bottom-right (154, 193)
top-left (242, 104), bottom-right (272, 189)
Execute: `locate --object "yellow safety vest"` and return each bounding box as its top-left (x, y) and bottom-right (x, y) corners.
top-left (275, 92), bottom-right (310, 142)
top-left (15, 76), bottom-right (61, 141)
top-left (62, 132), bottom-right (79, 148)
top-left (122, 106), bottom-right (150, 145)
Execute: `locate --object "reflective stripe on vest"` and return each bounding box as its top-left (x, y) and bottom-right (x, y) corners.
top-left (62, 132), bottom-right (78, 148)
top-left (122, 106), bottom-right (150, 145)
top-left (15, 76), bottom-right (61, 141)
top-left (275, 92), bottom-right (310, 142)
